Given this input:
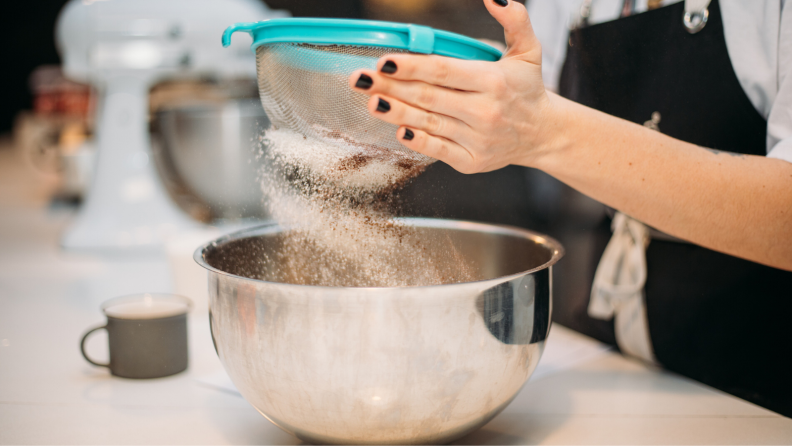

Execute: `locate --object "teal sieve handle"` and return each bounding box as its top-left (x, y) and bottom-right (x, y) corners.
top-left (222, 22), bottom-right (260, 48)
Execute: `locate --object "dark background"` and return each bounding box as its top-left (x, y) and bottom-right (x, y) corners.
top-left (0, 1), bottom-right (67, 134)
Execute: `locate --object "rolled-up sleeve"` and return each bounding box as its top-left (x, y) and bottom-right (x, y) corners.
top-left (767, 137), bottom-right (792, 163)
top-left (767, 87), bottom-right (792, 162)
top-left (766, 0), bottom-right (792, 163)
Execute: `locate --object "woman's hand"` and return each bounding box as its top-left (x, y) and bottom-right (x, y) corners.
top-left (349, 0), bottom-right (549, 174)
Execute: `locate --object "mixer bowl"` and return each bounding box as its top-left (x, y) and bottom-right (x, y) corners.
top-left (194, 218), bottom-right (563, 444)
top-left (154, 98), bottom-right (270, 220)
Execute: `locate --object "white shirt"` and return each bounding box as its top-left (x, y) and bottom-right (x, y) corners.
top-left (527, 0), bottom-right (792, 162)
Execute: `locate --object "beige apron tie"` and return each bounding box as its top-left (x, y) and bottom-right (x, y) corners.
top-left (589, 212), bottom-right (657, 364)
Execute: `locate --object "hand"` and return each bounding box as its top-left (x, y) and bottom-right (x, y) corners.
top-left (349, 0), bottom-right (550, 174)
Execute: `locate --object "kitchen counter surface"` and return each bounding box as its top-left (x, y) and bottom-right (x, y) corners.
top-left (1, 145), bottom-right (790, 445)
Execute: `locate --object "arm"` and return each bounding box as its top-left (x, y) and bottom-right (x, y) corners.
top-left (539, 93), bottom-right (792, 270)
top-left (349, 0), bottom-right (792, 270)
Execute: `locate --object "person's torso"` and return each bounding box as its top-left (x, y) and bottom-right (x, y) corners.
top-left (557, 0), bottom-right (792, 417)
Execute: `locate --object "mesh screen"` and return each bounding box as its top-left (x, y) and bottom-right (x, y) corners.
top-left (256, 43), bottom-right (434, 166)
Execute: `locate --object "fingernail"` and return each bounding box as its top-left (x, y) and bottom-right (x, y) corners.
top-left (403, 129), bottom-right (414, 141)
top-left (493, 0), bottom-right (508, 6)
top-left (376, 98), bottom-right (391, 113)
top-left (355, 73), bottom-right (373, 89)
top-left (381, 60), bottom-right (397, 74)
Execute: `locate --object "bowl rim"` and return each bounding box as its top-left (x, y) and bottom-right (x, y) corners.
top-left (193, 217), bottom-right (565, 291)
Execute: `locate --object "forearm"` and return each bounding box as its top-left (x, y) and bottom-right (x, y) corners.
top-left (346, 2), bottom-right (792, 270)
top-left (532, 93), bottom-right (792, 270)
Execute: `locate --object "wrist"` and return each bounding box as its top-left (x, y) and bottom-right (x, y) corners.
top-left (518, 91), bottom-right (573, 172)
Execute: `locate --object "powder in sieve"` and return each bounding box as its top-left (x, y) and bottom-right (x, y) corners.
top-left (263, 127), bottom-right (428, 192)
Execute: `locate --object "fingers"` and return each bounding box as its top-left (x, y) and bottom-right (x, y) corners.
top-left (483, 0), bottom-right (541, 61)
top-left (371, 54), bottom-right (495, 92)
top-left (349, 69), bottom-right (480, 123)
top-left (396, 127), bottom-right (478, 174)
top-left (365, 94), bottom-right (473, 146)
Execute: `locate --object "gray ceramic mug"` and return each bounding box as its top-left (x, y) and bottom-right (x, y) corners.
top-left (80, 293), bottom-right (192, 379)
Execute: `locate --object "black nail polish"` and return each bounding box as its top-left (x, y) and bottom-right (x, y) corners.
top-left (403, 129), bottom-right (414, 141)
top-left (376, 98), bottom-right (391, 113)
top-left (493, 0), bottom-right (508, 6)
top-left (381, 60), bottom-right (397, 74)
top-left (355, 73), bottom-right (373, 89)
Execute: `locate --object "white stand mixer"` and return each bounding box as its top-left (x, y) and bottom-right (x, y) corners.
top-left (56, 0), bottom-right (286, 253)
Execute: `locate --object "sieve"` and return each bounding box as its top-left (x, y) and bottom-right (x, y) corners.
top-left (222, 19), bottom-right (502, 170)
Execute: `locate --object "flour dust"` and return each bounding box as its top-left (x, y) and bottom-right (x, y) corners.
top-left (256, 127), bottom-right (474, 287)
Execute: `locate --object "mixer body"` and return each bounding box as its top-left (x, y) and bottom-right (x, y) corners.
top-left (196, 219), bottom-right (562, 444)
top-left (55, 0), bottom-right (287, 251)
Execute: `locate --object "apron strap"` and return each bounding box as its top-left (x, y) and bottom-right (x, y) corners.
top-left (574, 0), bottom-right (711, 33)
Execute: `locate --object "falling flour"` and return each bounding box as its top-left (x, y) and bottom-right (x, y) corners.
top-left (257, 127), bottom-right (474, 287)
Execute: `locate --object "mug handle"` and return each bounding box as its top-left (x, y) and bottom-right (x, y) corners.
top-left (80, 325), bottom-right (110, 368)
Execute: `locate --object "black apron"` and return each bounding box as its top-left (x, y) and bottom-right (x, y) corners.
top-left (396, 163), bottom-right (538, 229)
top-left (559, 0), bottom-right (792, 417)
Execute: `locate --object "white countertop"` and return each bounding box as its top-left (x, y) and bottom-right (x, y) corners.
top-left (1, 146), bottom-right (790, 445)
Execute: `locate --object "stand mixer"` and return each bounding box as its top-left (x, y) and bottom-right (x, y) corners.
top-left (56, 0), bottom-right (286, 252)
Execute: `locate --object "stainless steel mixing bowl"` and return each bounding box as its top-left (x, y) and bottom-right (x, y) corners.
top-left (194, 218), bottom-right (563, 444)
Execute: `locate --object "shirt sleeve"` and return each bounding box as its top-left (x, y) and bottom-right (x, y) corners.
top-left (767, 0), bottom-right (792, 163)
top-left (527, 0), bottom-right (577, 92)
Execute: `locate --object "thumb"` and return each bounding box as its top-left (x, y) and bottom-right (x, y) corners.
top-left (483, 0), bottom-right (541, 61)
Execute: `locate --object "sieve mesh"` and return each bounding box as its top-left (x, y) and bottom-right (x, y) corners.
top-left (255, 43), bottom-right (434, 168)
